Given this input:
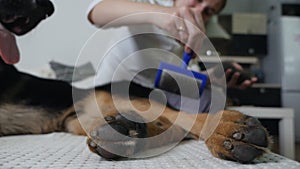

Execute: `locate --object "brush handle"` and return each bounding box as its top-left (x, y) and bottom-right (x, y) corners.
top-left (181, 52), bottom-right (193, 69)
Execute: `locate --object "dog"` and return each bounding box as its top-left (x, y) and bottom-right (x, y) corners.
top-left (0, 57), bottom-right (272, 163)
top-left (0, 0), bottom-right (271, 164)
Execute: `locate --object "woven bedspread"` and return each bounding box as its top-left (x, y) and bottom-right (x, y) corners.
top-left (0, 133), bottom-right (299, 169)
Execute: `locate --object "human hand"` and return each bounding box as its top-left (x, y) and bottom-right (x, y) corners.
top-left (156, 7), bottom-right (206, 54)
top-left (206, 62), bottom-right (257, 90)
top-left (224, 62), bottom-right (257, 90)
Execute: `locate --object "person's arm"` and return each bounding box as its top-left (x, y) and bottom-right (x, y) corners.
top-left (88, 0), bottom-right (174, 27)
top-left (88, 0), bottom-right (206, 53)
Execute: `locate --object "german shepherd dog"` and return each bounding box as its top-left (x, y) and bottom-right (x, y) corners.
top-left (0, 0), bottom-right (271, 164)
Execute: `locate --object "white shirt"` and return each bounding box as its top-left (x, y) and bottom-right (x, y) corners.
top-left (83, 0), bottom-right (221, 114)
top-left (86, 0), bottom-right (184, 88)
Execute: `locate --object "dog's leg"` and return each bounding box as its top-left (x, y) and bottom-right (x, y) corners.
top-left (154, 108), bottom-right (271, 163)
top-left (64, 91), bottom-right (191, 159)
top-left (66, 90), bottom-right (271, 163)
top-left (156, 108), bottom-right (272, 163)
top-left (0, 104), bottom-right (72, 136)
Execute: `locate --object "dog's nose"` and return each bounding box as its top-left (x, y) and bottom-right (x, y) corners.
top-left (36, 0), bottom-right (55, 17)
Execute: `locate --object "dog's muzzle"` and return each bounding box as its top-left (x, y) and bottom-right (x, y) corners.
top-left (0, 0), bottom-right (54, 35)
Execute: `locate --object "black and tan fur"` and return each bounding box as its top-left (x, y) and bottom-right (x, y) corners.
top-left (0, 58), bottom-right (272, 163)
top-left (0, 0), bottom-right (271, 164)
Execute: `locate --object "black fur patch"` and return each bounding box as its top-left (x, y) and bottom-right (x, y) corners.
top-left (0, 0), bottom-right (54, 35)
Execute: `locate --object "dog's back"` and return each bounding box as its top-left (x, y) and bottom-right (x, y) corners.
top-left (0, 59), bottom-right (89, 135)
top-left (0, 59), bottom-right (82, 109)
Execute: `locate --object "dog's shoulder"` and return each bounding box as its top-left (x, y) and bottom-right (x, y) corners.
top-left (0, 59), bottom-right (88, 110)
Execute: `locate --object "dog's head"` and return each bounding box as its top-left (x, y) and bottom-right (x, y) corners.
top-left (0, 0), bottom-right (54, 64)
top-left (0, 0), bottom-right (54, 35)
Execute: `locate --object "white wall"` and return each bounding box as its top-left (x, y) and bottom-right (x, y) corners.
top-left (15, 0), bottom-right (98, 76)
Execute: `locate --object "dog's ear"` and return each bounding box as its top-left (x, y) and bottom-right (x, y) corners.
top-left (0, 0), bottom-right (54, 35)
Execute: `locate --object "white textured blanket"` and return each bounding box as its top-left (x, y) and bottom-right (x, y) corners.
top-left (0, 133), bottom-right (299, 169)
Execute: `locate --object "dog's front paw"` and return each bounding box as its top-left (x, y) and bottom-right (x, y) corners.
top-left (87, 111), bottom-right (147, 160)
top-left (205, 110), bottom-right (271, 163)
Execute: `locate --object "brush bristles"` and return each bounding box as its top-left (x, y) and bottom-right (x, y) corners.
top-left (158, 70), bottom-right (202, 99)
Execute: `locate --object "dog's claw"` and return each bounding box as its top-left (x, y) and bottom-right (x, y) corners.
top-left (223, 140), bottom-right (233, 150)
top-left (104, 116), bottom-right (115, 122)
top-left (89, 140), bottom-right (97, 148)
top-left (232, 132), bottom-right (243, 140)
top-left (90, 130), bottom-right (97, 138)
top-left (129, 130), bottom-right (139, 137)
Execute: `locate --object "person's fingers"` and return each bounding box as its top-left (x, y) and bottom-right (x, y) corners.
top-left (224, 62), bottom-right (258, 89)
top-left (225, 69), bottom-right (232, 77)
top-left (170, 12), bottom-right (181, 36)
top-left (184, 46), bottom-right (192, 54)
top-left (239, 80), bottom-right (252, 90)
top-left (187, 8), bottom-right (205, 52)
top-left (227, 72), bottom-right (240, 87)
top-left (232, 62), bottom-right (243, 71)
top-left (179, 7), bottom-right (197, 27)
top-left (178, 7), bottom-right (205, 52)
top-left (171, 12), bottom-right (189, 46)
top-left (179, 8), bottom-right (196, 49)
top-left (191, 7), bottom-right (206, 33)
top-left (251, 77), bottom-right (258, 83)
top-left (163, 7), bottom-right (206, 56)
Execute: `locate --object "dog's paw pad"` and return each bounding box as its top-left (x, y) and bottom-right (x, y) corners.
top-left (218, 140), bottom-right (265, 163)
top-left (241, 127), bottom-right (269, 147)
top-left (205, 110), bottom-right (271, 163)
top-left (232, 144), bottom-right (265, 163)
top-left (244, 116), bottom-right (262, 126)
top-left (87, 111), bottom-right (147, 159)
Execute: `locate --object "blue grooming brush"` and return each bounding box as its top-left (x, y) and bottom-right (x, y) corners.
top-left (154, 52), bottom-right (207, 99)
